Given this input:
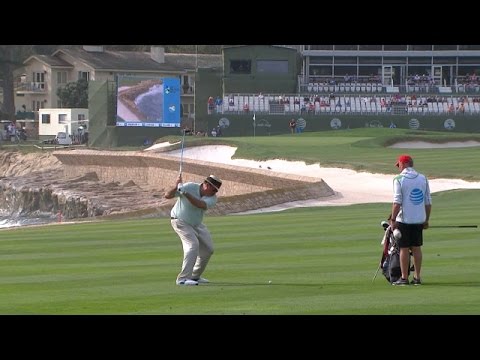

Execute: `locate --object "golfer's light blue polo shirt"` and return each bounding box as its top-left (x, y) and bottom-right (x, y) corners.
top-left (171, 182), bottom-right (217, 226)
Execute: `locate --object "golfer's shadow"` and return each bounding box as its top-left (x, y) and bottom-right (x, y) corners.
top-left (209, 282), bottom-right (324, 287)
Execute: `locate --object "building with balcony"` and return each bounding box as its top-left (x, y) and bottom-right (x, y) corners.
top-left (14, 46), bottom-right (222, 129)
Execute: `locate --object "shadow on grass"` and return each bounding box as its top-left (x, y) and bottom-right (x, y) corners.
top-left (381, 281), bottom-right (480, 287)
top-left (207, 282), bottom-right (325, 287)
top-left (420, 282), bottom-right (480, 287)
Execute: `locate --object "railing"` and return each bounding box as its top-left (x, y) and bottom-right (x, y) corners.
top-left (297, 82), bottom-right (454, 94)
top-left (209, 93), bottom-right (480, 116)
top-left (15, 111), bottom-right (36, 120)
top-left (15, 82), bottom-right (48, 92)
top-left (298, 76), bottom-right (480, 95)
top-left (454, 76), bottom-right (480, 93)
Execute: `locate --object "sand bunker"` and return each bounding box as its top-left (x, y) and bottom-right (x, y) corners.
top-left (158, 143), bottom-right (480, 213)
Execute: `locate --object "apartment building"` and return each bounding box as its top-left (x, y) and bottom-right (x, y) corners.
top-left (14, 46), bottom-right (222, 124)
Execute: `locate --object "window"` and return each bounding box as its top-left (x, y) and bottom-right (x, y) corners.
top-left (309, 65), bottom-right (332, 76)
top-left (78, 71), bottom-right (90, 81)
top-left (41, 114), bottom-right (51, 124)
top-left (408, 57), bottom-right (432, 64)
top-left (334, 45), bottom-right (358, 51)
top-left (33, 72), bottom-right (45, 89)
top-left (433, 57), bottom-right (457, 64)
top-left (407, 66), bottom-right (431, 77)
top-left (32, 100), bottom-right (41, 111)
top-left (459, 45), bottom-right (480, 50)
top-left (458, 66), bottom-right (480, 76)
top-left (181, 75), bottom-right (193, 93)
top-left (308, 45), bottom-right (333, 50)
top-left (359, 45), bottom-right (383, 51)
top-left (359, 57), bottom-right (382, 64)
top-left (433, 45), bottom-right (457, 51)
top-left (57, 71), bottom-right (67, 84)
top-left (383, 57), bottom-right (407, 64)
top-left (334, 66), bottom-right (357, 77)
top-left (409, 45), bottom-right (432, 51)
top-left (230, 60), bottom-right (251, 74)
top-left (458, 57), bottom-right (480, 64)
top-left (256, 60), bottom-right (288, 73)
top-left (358, 66), bottom-right (381, 77)
top-left (58, 114), bottom-right (67, 124)
top-left (334, 56), bottom-right (357, 64)
top-left (384, 45), bottom-right (407, 51)
top-left (77, 114), bottom-right (88, 129)
top-left (309, 56), bottom-right (333, 64)
top-left (33, 72), bottom-right (45, 83)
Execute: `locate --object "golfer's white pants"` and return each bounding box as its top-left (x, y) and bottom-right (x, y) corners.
top-left (171, 219), bottom-right (214, 281)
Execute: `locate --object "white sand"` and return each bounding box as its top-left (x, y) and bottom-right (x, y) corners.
top-left (144, 141), bottom-right (180, 151)
top-left (157, 143), bottom-right (480, 213)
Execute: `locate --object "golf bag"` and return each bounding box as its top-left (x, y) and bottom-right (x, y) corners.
top-left (379, 221), bottom-right (413, 284)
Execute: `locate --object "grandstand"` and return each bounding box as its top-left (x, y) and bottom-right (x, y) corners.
top-left (201, 45), bottom-right (480, 137)
top-left (215, 93), bottom-right (480, 116)
top-left (214, 45), bottom-right (480, 118)
top-left (299, 45), bottom-right (480, 93)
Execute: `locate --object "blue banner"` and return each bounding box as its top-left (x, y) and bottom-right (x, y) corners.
top-left (162, 78), bottom-right (181, 126)
top-left (116, 75), bottom-right (181, 128)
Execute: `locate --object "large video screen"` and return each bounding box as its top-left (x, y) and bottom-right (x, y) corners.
top-left (116, 76), bottom-right (181, 128)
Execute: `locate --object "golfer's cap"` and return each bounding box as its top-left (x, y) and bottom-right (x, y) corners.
top-left (205, 175), bottom-right (222, 191)
top-left (395, 154), bottom-right (413, 167)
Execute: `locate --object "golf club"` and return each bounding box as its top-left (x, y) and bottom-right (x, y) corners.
top-left (372, 262), bottom-right (382, 283)
top-left (430, 225), bottom-right (477, 228)
top-left (177, 129), bottom-right (186, 192)
top-left (179, 129), bottom-right (186, 176)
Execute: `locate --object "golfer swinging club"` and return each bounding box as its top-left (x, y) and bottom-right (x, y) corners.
top-left (164, 173), bottom-right (222, 286)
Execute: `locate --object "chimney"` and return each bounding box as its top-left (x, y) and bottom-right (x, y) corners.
top-left (83, 45), bottom-right (105, 53)
top-left (150, 46), bottom-right (165, 63)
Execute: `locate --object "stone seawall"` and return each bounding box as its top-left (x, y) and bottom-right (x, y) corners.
top-left (53, 149), bottom-right (335, 215)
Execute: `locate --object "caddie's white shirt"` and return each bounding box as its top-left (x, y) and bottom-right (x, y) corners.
top-left (393, 167), bottom-right (432, 224)
top-left (171, 182), bottom-right (217, 226)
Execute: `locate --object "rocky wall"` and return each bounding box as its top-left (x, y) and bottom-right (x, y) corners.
top-left (53, 149), bottom-right (335, 215)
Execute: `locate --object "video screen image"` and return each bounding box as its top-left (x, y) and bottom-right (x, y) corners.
top-left (116, 76), bottom-right (180, 128)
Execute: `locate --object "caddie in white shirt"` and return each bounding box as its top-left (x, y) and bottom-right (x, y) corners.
top-left (390, 154), bottom-right (432, 286)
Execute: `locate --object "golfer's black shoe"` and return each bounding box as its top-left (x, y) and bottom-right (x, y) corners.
top-left (410, 277), bottom-right (422, 286)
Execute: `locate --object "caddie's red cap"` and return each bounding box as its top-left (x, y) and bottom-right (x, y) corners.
top-left (395, 154), bottom-right (413, 167)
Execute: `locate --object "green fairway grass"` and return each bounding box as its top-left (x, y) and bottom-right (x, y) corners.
top-left (1, 128), bottom-right (479, 314)
top-left (1, 190), bottom-right (479, 314)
